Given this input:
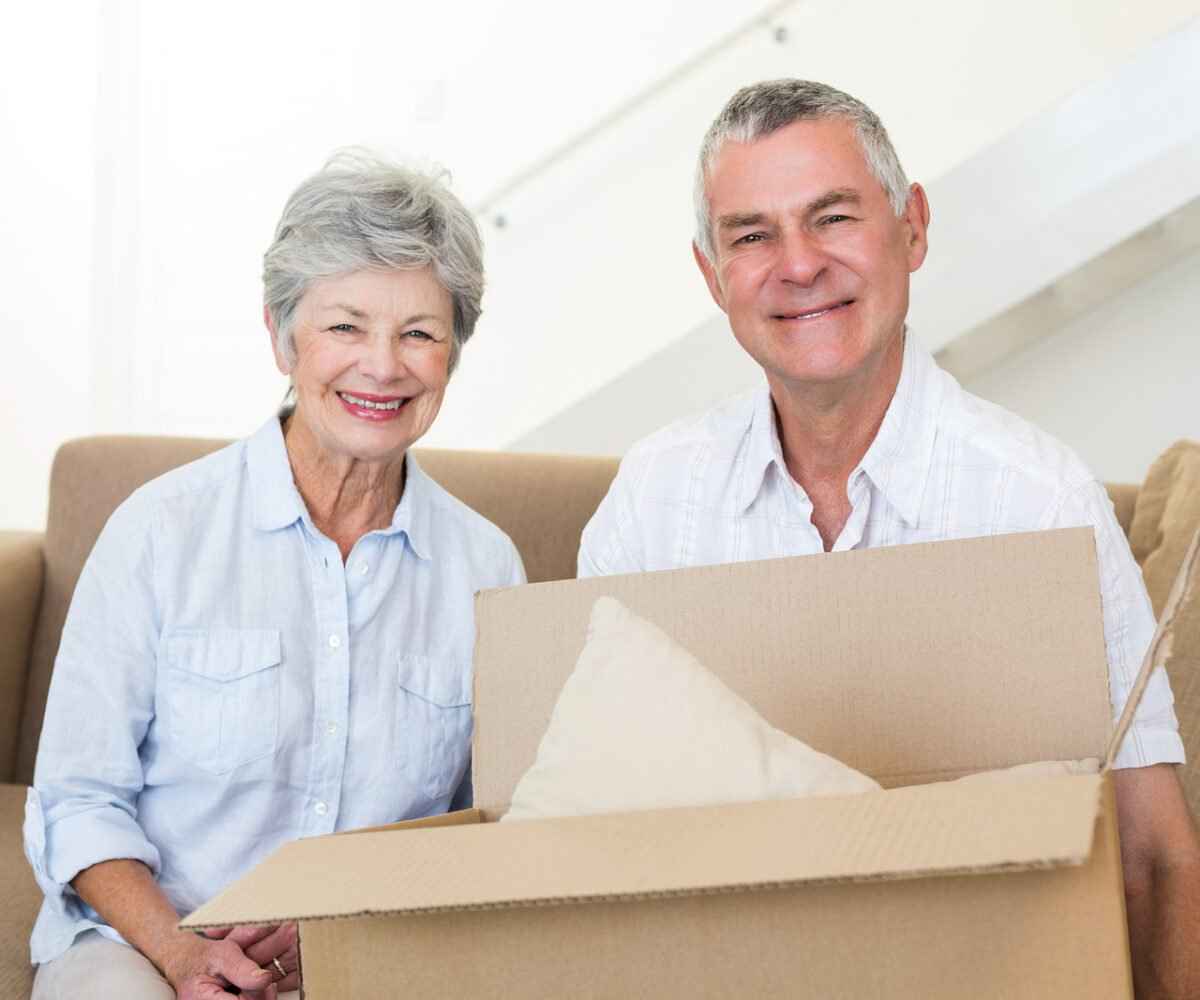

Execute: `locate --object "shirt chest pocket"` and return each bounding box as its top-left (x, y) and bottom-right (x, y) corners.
top-left (158, 628), bottom-right (282, 775)
top-left (396, 654), bottom-right (473, 805)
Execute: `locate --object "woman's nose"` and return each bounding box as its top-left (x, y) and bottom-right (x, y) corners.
top-left (358, 333), bottom-right (405, 383)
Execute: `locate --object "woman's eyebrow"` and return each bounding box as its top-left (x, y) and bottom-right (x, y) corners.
top-left (398, 313), bottom-right (443, 327)
top-left (323, 302), bottom-right (370, 318)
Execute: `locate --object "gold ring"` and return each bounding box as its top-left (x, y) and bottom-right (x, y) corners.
top-left (272, 957), bottom-right (286, 980)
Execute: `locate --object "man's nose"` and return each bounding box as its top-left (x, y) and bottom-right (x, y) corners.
top-left (774, 229), bottom-right (828, 286)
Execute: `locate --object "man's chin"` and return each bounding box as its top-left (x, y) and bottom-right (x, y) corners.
top-left (766, 351), bottom-right (868, 388)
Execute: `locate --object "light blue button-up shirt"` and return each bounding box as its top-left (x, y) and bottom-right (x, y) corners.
top-left (24, 416), bottom-right (525, 964)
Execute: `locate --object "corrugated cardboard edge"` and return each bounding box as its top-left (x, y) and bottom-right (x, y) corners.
top-left (328, 809), bottom-right (482, 837)
top-left (181, 773), bottom-right (1103, 929)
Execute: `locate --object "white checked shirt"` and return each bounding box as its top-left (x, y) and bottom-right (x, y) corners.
top-left (579, 333), bottom-right (1182, 770)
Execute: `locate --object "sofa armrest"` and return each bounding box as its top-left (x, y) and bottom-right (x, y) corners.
top-left (0, 782), bottom-right (37, 998)
top-left (1104, 483), bottom-right (1139, 541)
top-left (0, 533), bottom-right (44, 784)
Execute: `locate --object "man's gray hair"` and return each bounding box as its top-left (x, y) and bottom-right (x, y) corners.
top-left (694, 79), bottom-right (909, 260)
top-left (263, 149), bottom-right (484, 373)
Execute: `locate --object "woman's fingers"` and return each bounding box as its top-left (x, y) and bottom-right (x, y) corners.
top-left (223, 923), bottom-right (282, 949)
top-left (178, 971), bottom-right (271, 1000)
top-left (206, 938), bottom-right (276, 992)
top-left (243, 921), bottom-right (296, 968)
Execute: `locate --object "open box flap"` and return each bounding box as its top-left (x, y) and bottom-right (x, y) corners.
top-left (473, 528), bottom-right (1113, 811)
top-left (182, 772), bottom-right (1102, 928)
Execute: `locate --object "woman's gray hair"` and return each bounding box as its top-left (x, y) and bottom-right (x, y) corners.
top-left (693, 79), bottom-right (910, 260)
top-left (263, 149), bottom-right (484, 373)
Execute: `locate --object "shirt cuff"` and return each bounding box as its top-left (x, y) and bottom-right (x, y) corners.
top-left (29, 790), bottom-right (161, 891)
top-left (1109, 723), bottom-right (1186, 770)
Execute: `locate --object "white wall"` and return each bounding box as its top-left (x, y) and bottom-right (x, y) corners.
top-left (4, 0), bottom-right (1200, 530)
top-left (964, 248), bottom-right (1200, 485)
top-left (0, 3), bottom-right (100, 530)
top-left (441, 0), bottom-right (1200, 453)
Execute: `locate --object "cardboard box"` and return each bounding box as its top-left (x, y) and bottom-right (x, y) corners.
top-left (183, 527), bottom-right (1135, 998)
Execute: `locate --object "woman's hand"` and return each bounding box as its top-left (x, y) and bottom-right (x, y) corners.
top-left (200, 922), bottom-right (301, 993)
top-left (71, 860), bottom-right (289, 998)
top-left (164, 926), bottom-right (288, 999)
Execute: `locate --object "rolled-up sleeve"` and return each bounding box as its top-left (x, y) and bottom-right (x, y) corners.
top-left (27, 495), bottom-right (164, 896)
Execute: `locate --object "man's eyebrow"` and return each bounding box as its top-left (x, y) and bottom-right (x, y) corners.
top-left (717, 212), bottom-right (767, 230)
top-left (806, 189), bottom-right (861, 214)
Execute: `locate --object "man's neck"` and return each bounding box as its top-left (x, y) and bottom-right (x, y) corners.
top-left (769, 332), bottom-right (905, 549)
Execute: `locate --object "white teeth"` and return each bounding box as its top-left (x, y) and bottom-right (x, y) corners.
top-left (340, 392), bottom-right (403, 411)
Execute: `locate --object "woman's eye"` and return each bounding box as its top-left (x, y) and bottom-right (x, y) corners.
top-left (329, 323), bottom-right (357, 333)
top-left (405, 329), bottom-right (434, 341)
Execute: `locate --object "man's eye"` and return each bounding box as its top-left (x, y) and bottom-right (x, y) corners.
top-left (329, 323), bottom-right (357, 333)
top-left (818, 214), bottom-right (851, 226)
top-left (732, 232), bottom-right (766, 246)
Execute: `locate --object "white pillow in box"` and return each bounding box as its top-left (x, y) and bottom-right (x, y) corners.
top-left (503, 596), bottom-right (880, 822)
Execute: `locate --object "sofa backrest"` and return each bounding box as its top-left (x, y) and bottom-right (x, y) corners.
top-left (16, 436), bottom-right (619, 785)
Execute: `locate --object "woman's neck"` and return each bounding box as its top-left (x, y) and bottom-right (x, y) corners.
top-left (282, 416), bottom-right (406, 561)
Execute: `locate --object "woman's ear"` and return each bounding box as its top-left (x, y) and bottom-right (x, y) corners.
top-left (264, 306), bottom-right (291, 376)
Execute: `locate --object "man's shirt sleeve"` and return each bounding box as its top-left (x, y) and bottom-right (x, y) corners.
top-left (578, 457), bottom-right (646, 579)
top-left (1045, 479), bottom-right (1184, 769)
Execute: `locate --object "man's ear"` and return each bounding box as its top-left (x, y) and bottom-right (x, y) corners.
top-left (264, 305), bottom-right (291, 376)
top-left (692, 241), bottom-right (728, 313)
top-left (903, 182), bottom-right (931, 273)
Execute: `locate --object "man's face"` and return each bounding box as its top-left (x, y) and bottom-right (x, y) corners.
top-left (695, 118), bottom-right (929, 390)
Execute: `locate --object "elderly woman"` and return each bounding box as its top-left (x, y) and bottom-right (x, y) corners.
top-left (24, 153), bottom-right (523, 1000)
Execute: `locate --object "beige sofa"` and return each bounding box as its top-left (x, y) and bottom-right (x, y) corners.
top-left (1, 434), bottom-right (1197, 997)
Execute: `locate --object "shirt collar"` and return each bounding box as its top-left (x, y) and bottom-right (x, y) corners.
top-left (738, 386), bottom-right (787, 513)
top-left (387, 453), bottom-right (434, 562)
top-left (737, 332), bottom-right (943, 527)
top-left (854, 332), bottom-right (944, 528)
top-left (246, 416), bottom-right (433, 559)
top-left (247, 417), bottom-right (306, 532)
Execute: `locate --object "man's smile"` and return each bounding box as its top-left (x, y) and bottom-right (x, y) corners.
top-left (771, 299), bottom-right (855, 322)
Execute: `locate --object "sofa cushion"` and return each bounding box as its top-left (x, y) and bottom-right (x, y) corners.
top-left (1128, 440), bottom-right (1200, 818)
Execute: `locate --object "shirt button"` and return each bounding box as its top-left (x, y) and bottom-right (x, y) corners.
top-left (326, 721), bottom-right (338, 736)
top-left (314, 801), bottom-right (328, 816)
top-left (328, 634), bottom-right (341, 649)
top-left (359, 562), bottom-right (369, 576)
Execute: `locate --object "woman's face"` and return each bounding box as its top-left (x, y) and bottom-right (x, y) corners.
top-left (274, 266), bottom-right (455, 465)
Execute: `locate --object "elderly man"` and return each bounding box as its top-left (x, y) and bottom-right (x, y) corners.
top-left (579, 79), bottom-right (1199, 997)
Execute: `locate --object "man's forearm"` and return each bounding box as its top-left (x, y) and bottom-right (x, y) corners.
top-left (1126, 853), bottom-right (1200, 998)
top-left (1115, 765), bottom-right (1200, 999)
